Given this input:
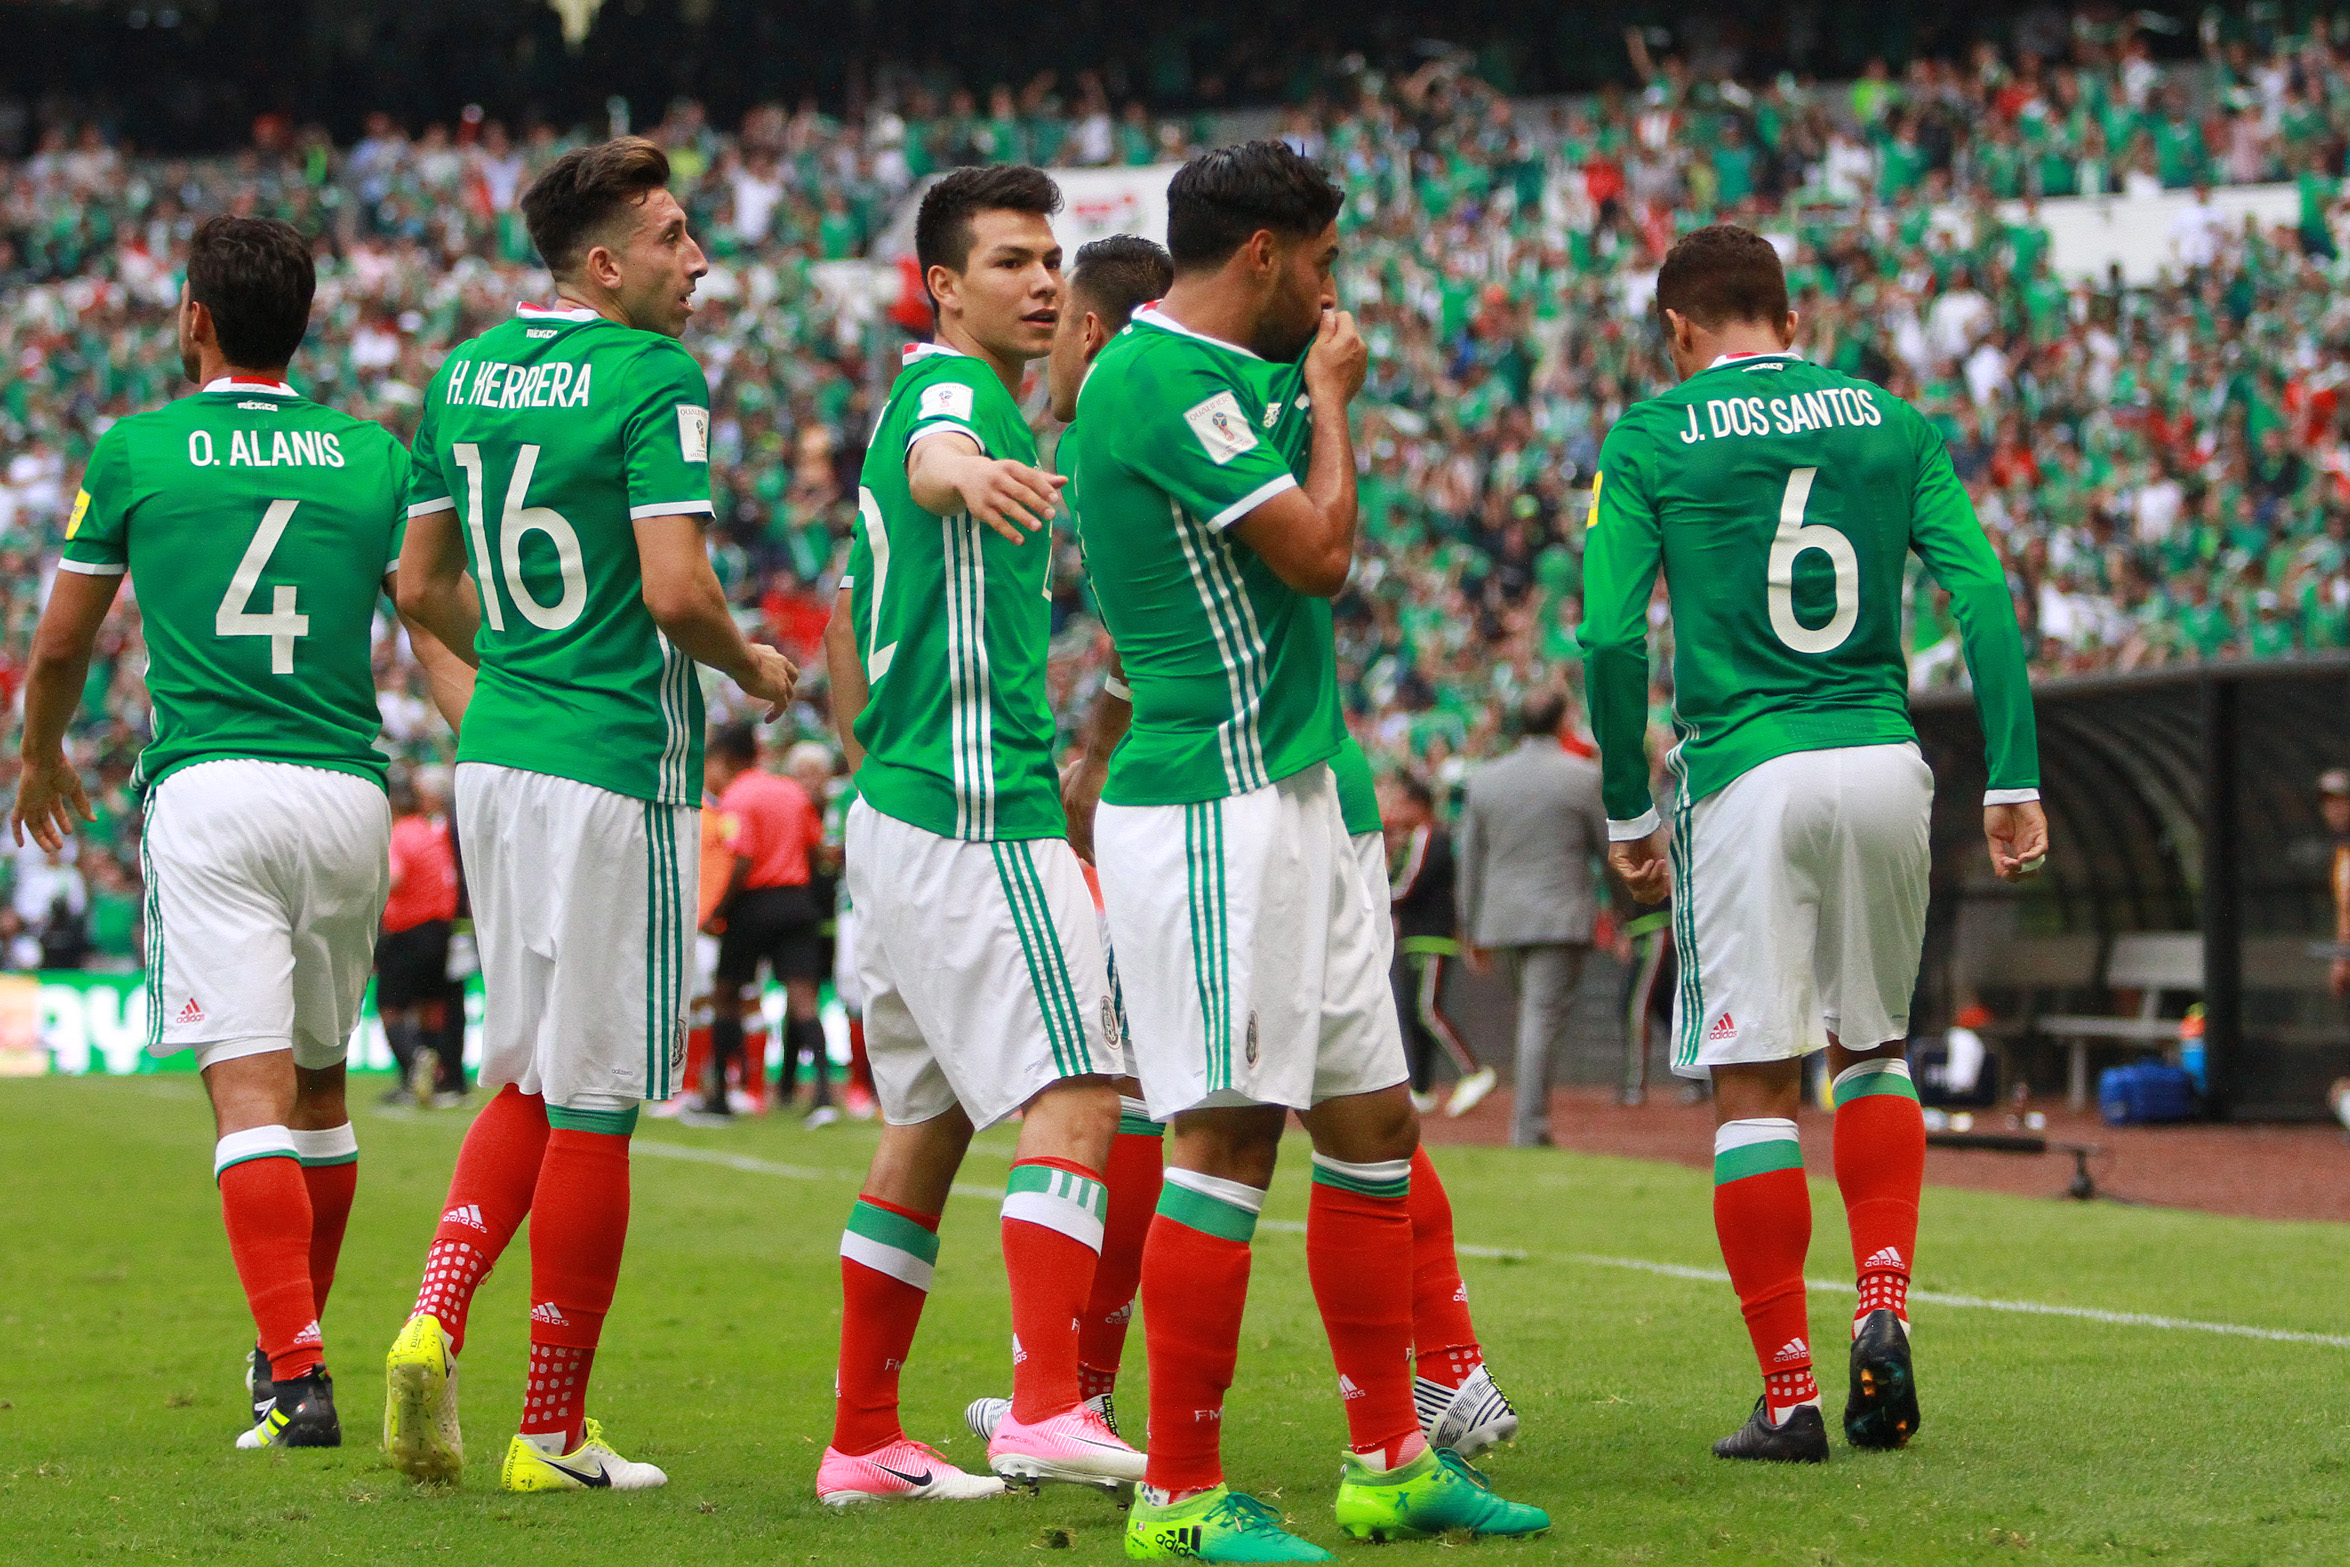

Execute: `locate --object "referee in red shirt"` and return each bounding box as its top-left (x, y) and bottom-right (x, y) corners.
top-left (377, 770), bottom-right (462, 1106)
top-left (701, 723), bottom-right (832, 1122)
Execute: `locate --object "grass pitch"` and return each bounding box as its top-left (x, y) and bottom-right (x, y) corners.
top-left (4, 1076), bottom-right (2348, 1564)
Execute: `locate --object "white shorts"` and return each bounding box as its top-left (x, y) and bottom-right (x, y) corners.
top-left (456, 763), bottom-right (696, 1113)
top-left (1669, 743), bottom-right (1933, 1078)
top-left (1096, 764), bottom-right (1407, 1118)
top-left (831, 900), bottom-right (862, 1015)
top-left (845, 799), bottom-right (1118, 1130)
top-left (1352, 830), bottom-right (1395, 971)
top-left (141, 760), bottom-right (390, 1072)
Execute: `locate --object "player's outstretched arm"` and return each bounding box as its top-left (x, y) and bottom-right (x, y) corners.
top-left (1060, 652), bottom-right (1131, 864)
top-left (635, 512), bottom-right (799, 720)
top-left (907, 430), bottom-right (1063, 544)
top-left (823, 586), bottom-right (867, 773)
top-left (1230, 308), bottom-right (1367, 597)
top-left (1578, 426), bottom-right (1668, 844)
top-left (11, 569), bottom-right (117, 851)
top-left (396, 591), bottom-right (478, 737)
top-left (395, 509), bottom-right (483, 671)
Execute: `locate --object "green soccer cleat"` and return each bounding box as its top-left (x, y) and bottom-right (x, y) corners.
top-left (1332, 1445), bottom-right (1550, 1542)
top-left (1125, 1484), bottom-right (1333, 1562)
top-left (384, 1312), bottom-right (464, 1484)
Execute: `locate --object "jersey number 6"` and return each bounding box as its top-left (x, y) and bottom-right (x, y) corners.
top-left (1766, 466), bottom-right (1858, 655)
top-left (453, 442), bottom-right (588, 633)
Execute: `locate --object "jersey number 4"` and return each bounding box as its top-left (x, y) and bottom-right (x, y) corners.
top-left (216, 498), bottom-right (310, 674)
top-left (1766, 467), bottom-right (1858, 655)
top-left (453, 442), bottom-right (588, 633)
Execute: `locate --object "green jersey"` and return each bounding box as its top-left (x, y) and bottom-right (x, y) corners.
top-left (407, 303), bottom-right (712, 805)
top-left (1069, 306), bottom-right (1343, 805)
top-left (1579, 352), bottom-right (2038, 830)
top-left (843, 344), bottom-right (1061, 840)
top-left (61, 378), bottom-right (408, 794)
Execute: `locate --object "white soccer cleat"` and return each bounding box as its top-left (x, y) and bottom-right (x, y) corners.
top-left (1447, 1067), bottom-right (1499, 1117)
top-left (988, 1402), bottom-right (1147, 1490)
top-left (964, 1395), bottom-right (1012, 1442)
top-left (1417, 1365), bottom-right (1520, 1459)
top-left (817, 1437), bottom-right (1006, 1505)
top-left (384, 1313), bottom-right (463, 1483)
top-left (500, 1418), bottom-right (667, 1492)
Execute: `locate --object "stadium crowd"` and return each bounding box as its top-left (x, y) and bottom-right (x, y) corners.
top-left (8, 12), bottom-right (2350, 957)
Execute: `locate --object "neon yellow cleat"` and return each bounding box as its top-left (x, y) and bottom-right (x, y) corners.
top-left (384, 1313), bottom-right (463, 1484)
top-left (1124, 1484), bottom-right (1332, 1561)
top-left (500, 1418), bottom-right (668, 1492)
top-left (1332, 1445), bottom-right (1550, 1541)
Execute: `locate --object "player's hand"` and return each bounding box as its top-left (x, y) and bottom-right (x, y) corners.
top-left (733, 642), bottom-right (800, 723)
top-left (1608, 828), bottom-right (1672, 905)
top-left (10, 752), bottom-right (93, 854)
top-left (1304, 308), bottom-right (1367, 407)
top-left (1060, 754), bottom-right (1109, 865)
top-left (954, 456), bottom-right (1065, 545)
top-left (1985, 800), bottom-right (2048, 883)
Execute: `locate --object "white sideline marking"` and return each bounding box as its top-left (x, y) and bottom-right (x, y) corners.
top-left (634, 1138), bottom-right (2350, 1348)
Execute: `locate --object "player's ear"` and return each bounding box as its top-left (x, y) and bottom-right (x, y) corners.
top-left (1083, 310), bottom-right (1109, 355)
top-left (1780, 310), bottom-right (1800, 347)
top-left (926, 263), bottom-right (960, 319)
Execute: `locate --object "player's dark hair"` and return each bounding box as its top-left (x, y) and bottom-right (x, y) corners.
top-left (521, 136), bottom-right (672, 279)
top-left (1164, 141), bottom-right (1342, 272)
top-left (710, 721), bottom-right (760, 766)
top-left (1655, 223), bottom-right (1790, 332)
top-left (914, 164), bottom-right (1063, 299)
top-left (1069, 235), bottom-right (1173, 331)
top-left (1518, 690), bottom-right (1568, 739)
top-left (185, 215), bottom-right (315, 370)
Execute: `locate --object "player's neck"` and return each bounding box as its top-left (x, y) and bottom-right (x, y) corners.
top-left (1154, 281), bottom-right (1263, 358)
top-left (551, 283), bottom-right (635, 330)
top-left (192, 345), bottom-right (288, 389)
top-left (933, 317), bottom-right (1024, 393)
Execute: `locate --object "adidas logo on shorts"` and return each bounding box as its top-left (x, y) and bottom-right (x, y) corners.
top-left (176, 998), bottom-right (205, 1025)
top-left (1707, 1012), bottom-right (1738, 1042)
top-left (1771, 1337), bottom-right (1810, 1365)
top-left (530, 1301), bottom-right (570, 1327)
top-left (1863, 1246), bottom-right (1906, 1270)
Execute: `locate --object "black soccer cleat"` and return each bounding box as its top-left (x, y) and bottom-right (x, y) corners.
top-left (246, 1344), bottom-right (274, 1427)
top-left (1712, 1397), bottom-right (1829, 1463)
top-left (1844, 1308), bottom-right (1922, 1450)
top-left (238, 1367), bottom-right (341, 1449)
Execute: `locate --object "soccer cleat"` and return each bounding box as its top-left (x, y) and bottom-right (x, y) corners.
top-left (804, 1105), bottom-right (842, 1129)
top-left (384, 1312), bottom-right (464, 1483)
top-left (989, 1402), bottom-right (1147, 1489)
top-left (1844, 1308), bottom-right (1922, 1450)
top-left (500, 1418), bottom-right (667, 1492)
top-left (1446, 1066), bottom-right (1499, 1117)
top-left (816, 1437), bottom-right (1006, 1505)
top-left (1125, 1484), bottom-right (1332, 1562)
top-left (1713, 1397), bottom-right (1829, 1463)
top-left (1332, 1444), bottom-right (1549, 1542)
top-left (966, 1390), bottom-right (1122, 1442)
top-left (1414, 1364), bottom-right (1520, 1458)
top-left (238, 1367), bottom-right (340, 1449)
top-left (246, 1344), bottom-right (274, 1427)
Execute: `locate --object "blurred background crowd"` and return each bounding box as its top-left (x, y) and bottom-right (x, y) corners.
top-left (8, 3), bottom-right (2350, 964)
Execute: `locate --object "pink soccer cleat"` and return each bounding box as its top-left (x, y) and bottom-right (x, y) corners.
top-left (987, 1402), bottom-right (1148, 1490)
top-left (816, 1437), bottom-right (1006, 1506)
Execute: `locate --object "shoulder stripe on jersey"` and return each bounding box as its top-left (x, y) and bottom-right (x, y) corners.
top-left (1205, 472), bottom-right (1298, 532)
top-left (1167, 499), bottom-right (1269, 794)
top-left (408, 497), bottom-right (456, 519)
top-left (56, 559), bottom-right (126, 576)
top-left (943, 513), bottom-right (997, 838)
top-left (628, 500), bottom-right (715, 520)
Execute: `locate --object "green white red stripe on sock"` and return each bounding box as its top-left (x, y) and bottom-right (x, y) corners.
top-left (841, 1198), bottom-right (941, 1290)
top-left (289, 1123), bottom-right (358, 1167)
top-left (1831, 1057), bottom-right (1918, 1106)
top-left (1157, 1168), bottom-right (1264, 1242)
top-left (214, 1124), bottom-right (297, 1179)
top-left (1002, 1161), bottom-right (1109, 1253)
top-left (1309, 1152), bottom-right (1413, 1200)
top-left (1712, 1117), bottom-right (1801, 1184)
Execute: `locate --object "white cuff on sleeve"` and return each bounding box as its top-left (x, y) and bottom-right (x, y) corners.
top-left (1102, 675), bottom-right (1131, 702)
top-left (56, 558), bottom-right (127, 576)
top-left (628, 500), bottom-right (715, 519)
top-left (1608, 808), bottom-right (1662, 842)
top-left (1205, 473), bottom-right (1298, 530)
top-left (1983, 788), bottom-right (2041, 806)
top-left (407, 496), bottom-right (456, 518)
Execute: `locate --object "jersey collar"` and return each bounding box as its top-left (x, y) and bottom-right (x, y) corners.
top-left (202, 376), bottom-right (297, 396)
top-left (904, 341), bottom-right (968, 362)
top-left (1133, 301), bottom-right (1261, 360)
top-left (1706, 350), bottom-right (1803, 369)
top-left (516, 301), bottom-right (602, 322)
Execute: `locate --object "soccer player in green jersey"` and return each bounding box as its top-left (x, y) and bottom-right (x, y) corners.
top-left (1580, 225), bottom-right (2050, 1464)
top-left (383, 138), bottom-right (799, 1494)
top-left (815, 166), bottom-right (1140, 1505)
top-left (12, 216), bottom-right (473, 1452)
top-left (1045, 235), bottom-right (1522, 1476)
top-left (1069, 144), bottom-right (1548, 1560)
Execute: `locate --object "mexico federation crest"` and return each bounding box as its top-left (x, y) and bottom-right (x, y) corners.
top-left (1100, 993), bottom-right (1124, 1050)
top-left (1245, 1010), bottom-right (1260, 1067)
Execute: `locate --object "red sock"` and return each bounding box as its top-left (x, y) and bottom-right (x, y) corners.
top-left (1306, 1158), bottom-right (1421, 1466)
top-left (522, 1123), bottom-right (632, 1447)
top-left (1832, 1060), bottom-right (1925, 1329)
top-left (1406, 1147), bottom-right (1482, 1390)
top-left (1002, 1157), bottom-right (1108, 1423)
top-left (218, 1147), bottom-right (323, 1381)
top-left (519, 1341), bottom-right (596, 1450)
top-left (302, 1162), bottom-right (358, 1313)
top-left (834, 1195), bottom-right (940, 1456)
top-left (1078, 1125), bottom-right (1162, 1402)
top-left (413, 1085), bottom-right (549, 1354)
top-left (847, 1018), bottom-right (875, 1098)
top-left (1713, 1119), bottom-right (1817, 1417)
top-left (1141, 1176), bottom-right (1258, 1496)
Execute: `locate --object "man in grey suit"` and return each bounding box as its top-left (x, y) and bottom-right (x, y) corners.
top-left (1458, 690), bottom-right (1611, 1147)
